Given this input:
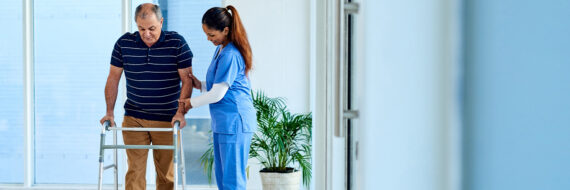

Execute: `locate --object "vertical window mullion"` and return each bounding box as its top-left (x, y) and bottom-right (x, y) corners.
top-left (23, 0), bottom-right (35, 187)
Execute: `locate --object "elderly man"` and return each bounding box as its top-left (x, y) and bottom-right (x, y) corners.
top-left (100, 3), bottom-right (193, 190)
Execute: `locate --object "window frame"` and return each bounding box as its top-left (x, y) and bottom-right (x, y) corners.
top-left (1, 0), bottom-right (219, 189)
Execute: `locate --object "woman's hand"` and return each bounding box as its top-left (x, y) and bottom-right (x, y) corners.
top-left (189, 73), bottom-right (202, 90)
top-left (179, 98), bottom-right (193, 113)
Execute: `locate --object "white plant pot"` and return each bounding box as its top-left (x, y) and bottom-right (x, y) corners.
top-left (259, 170), bottom-right (301, 190)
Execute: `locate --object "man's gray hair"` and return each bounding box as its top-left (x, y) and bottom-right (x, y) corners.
top-left (135, 4), bottom-right (163, 22)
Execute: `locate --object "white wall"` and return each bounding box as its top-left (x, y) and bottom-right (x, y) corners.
top-left (223, 0), bottom-right (311, 114)
top-left (222, 1), bottom-right (311, 189)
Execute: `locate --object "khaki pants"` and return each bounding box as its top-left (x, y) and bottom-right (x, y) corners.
top-left (122, 116), bottom-right (174, 190)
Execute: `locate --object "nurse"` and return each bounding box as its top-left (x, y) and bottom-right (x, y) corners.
top-left (179, 5), bottom-right (256, 190)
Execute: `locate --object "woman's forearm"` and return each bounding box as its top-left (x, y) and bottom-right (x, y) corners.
top-left (190, 83), bottom-right (229, 108)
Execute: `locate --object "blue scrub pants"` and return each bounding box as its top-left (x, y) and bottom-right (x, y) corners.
top-left (213, 124), bottom-right (253, 190)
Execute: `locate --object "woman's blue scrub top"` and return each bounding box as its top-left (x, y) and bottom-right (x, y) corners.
top-left (206, 42), bottom-right (257, 134)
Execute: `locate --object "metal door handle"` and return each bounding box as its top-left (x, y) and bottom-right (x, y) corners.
top-left (343, 110), bottom-right (359, 119)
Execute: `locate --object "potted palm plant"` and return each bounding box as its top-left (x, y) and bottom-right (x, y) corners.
top-left (200, 91), bottom-right (312, 189)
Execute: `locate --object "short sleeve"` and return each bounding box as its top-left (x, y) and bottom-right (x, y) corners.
top-left (110, 41), bottom-right (123, 67)
top-left (176, 36), bottom-right (193, 69)
top-left (214, 52), bottom-right (239, 87)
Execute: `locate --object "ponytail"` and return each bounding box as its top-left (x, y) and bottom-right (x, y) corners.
top-left (226, 5), bottom-right (252, 76)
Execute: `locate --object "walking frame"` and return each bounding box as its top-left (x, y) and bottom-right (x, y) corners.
top-left (98, 120), bottom-right (187, 190)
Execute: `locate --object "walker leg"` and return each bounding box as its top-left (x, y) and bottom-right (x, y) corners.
top-left (179, 130), bottom-right (187, 190)
top-left (173, 123), bottom-right (179, 190)
top-left (113, 129), bottom-right (118, 190)
top-left (98, 131), bottom-right (106, 190)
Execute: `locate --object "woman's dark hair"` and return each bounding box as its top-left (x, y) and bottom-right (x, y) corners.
top-left (202, 6), bottom-right (252, 76)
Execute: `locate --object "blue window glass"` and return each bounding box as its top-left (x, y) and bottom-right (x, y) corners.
top-left (0, 0), bottom-right (24, 184)
top-left (34, 0), bottom-right (123, 184)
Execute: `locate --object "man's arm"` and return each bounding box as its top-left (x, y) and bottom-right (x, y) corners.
top-left (100, 65), bottom-right (123, 126)
top-left (171, 67), bottom-right (194, 128)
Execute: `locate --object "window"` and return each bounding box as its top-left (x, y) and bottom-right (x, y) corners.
top-left (0, 0), bottom-right (24, 183)
top-left (1, 0), bottom-right (221, 186)
top-left (34, 0), bottom-right (123, 183)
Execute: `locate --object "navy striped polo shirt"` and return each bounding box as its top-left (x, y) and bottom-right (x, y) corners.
top-left (110, 31), bottom-right (193, 121)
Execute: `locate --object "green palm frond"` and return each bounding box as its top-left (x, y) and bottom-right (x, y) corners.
top-left (200, 90), bottom-right (312, 187)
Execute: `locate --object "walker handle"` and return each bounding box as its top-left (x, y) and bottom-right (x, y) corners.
top-left (102, 120), bottom-right (111, 131)
top-left (173, 120), bottom-right (180, 130)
